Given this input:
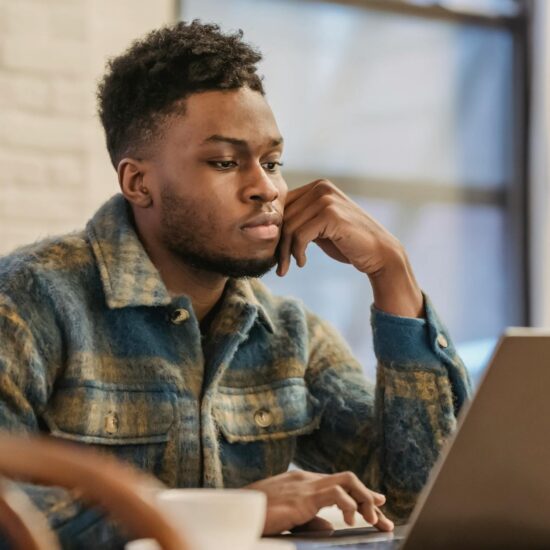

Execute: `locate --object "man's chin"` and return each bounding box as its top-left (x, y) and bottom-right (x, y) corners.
top-left (179, 251), bottom-right (277, 279)
top-left (220, 257), bottom-right (277, 279)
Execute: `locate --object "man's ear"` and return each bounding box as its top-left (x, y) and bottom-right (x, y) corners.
top-left (117, 158), bottom-right (153, 208)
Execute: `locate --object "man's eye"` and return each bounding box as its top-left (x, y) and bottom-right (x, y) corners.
top-left (208, 160), bottom-right (237, 170)
top-left (262, 161), bottom-right (284, 173)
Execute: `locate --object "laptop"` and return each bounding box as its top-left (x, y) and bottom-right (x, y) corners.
top-left (288, 329), bottom-right (550, 549)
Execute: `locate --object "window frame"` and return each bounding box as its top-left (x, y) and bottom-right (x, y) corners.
top-left (179, 0), bottom-right (531, 326)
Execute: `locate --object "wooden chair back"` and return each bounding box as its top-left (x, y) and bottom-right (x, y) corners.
top-left (0, 434), bottom-right (189, 550)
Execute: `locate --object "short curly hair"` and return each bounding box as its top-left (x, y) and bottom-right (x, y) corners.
top-left (97, 20), bottom-right (264, 168)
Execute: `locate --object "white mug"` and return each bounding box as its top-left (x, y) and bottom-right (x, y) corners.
top-left (125, 538), bottom-right (295, 550)
top-left (152, 488), bottom-right (266, 550)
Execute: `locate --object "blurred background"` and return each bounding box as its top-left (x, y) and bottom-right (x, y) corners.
top-left (1, 0), bottom-right (548, 384)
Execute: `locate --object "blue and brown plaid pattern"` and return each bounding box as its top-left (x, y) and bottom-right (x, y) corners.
top-left (0, 194), bottom-right (471, 548)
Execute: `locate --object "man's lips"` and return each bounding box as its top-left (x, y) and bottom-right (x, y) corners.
top-left (240, 212), bottom-right (282, 240)
top-left (241, 212), bottom-right (283, 229)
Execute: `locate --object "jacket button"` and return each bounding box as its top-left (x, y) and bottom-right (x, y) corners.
top-left (437, 333), bottom-right (449, 349)
top-left (104, 412), bottom-right (119, 435)
top-left (254, 409), bottom-right (273, 429)
top-left (170, 308), bottom-right (190, 325)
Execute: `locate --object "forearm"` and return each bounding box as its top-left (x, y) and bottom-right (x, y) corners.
top-left (368, 297), bottom-right (472, 520)
top-left (370, 363), bottom-right (455, 521)
top-left (297, 296), bottom-right (471, 523)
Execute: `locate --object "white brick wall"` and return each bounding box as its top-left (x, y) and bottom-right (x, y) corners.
top-left (0, 0), bottom-right (176, 255)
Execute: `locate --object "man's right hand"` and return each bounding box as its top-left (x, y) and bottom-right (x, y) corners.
top-left (245, 469), bottom-right (394, 535)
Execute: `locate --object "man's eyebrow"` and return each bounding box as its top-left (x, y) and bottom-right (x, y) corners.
top-left (202, 134), bottom-right (284, 148)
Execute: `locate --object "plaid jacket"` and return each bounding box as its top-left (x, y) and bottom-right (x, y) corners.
top-left (0, 194), bottom-right (471, 548)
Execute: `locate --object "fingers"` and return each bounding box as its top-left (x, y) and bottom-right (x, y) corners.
top-left (280, 214), bottom-right (328, 275)
top-left (278, 201), bottom-right (334, 276)
top-left (278, 180), bottom-right (345, 277)
top-left (296, 470), bottom-right (393, 531)
top-left (313, 471), bottom-right (389, 528)
top-left (313, 485), bottom-right (359, 526)
top-left (284, 179), bottom-right (325, 208)
top-left (285, 179), bottom-right (344, 210)
top-left (277, 200), bottom-right (321, 275)
top-left (315, 471), bottom-right (385, 505)
top-left (281, 471), bottom-right (393, 533)
top-left (281, 179), bottom-right (401, 279)
top-left (253, 469), bottom-right (393, 536)
top-left (373, 508), bottom-right (394, 532)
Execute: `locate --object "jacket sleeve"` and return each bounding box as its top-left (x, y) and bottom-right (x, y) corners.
top-left (0, 292), bottom-right (127, 549)
top-left (294, 294), bottom-right (472, 522)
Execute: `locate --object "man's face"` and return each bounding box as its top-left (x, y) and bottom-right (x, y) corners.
top-left (144, 87), bottom-right (287, 278)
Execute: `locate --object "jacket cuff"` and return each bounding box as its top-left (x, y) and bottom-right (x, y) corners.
top-left (371, 293), bottom-right (456, 368)
top-left (371, 293), bottom-right (472, 412)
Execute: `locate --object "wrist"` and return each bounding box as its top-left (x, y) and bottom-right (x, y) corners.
top-left (368, 250), bottom-right (424, 318)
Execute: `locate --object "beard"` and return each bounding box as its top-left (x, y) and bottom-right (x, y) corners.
top-left (160, 188), bottom-right (278, 279)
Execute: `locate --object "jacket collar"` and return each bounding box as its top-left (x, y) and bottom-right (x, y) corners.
top-left (222, 278), bottom-right (276, 334)
top-left (86, 194), bottom-right (275, 332)
top-left (87, 194), bottom-right (172, 309)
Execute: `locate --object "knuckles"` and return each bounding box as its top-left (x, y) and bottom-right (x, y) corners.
top-left (339, 470), bottom-right (360, 484)
top-left (322, 202), bottom-right (339, 219)
top-left (318, 193), bottom-right (336, 209)
top-left (288, 469), bottom-right (309, 482)
top-left (313, 179), bottom-right (336, 196)
top-left (331, 486), bottom-right (357, 509)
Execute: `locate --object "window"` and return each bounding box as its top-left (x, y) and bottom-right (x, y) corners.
top-left (180, 0), bottom-right (527, 382)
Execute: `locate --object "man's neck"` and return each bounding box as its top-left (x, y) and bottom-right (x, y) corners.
top-left (134, 220), bottom-right (227, 322)
top-left (162, 255), bottom-right (227, 323)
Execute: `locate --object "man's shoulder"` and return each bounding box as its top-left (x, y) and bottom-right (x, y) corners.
top-left (0, 230), bottom-right (93, 300)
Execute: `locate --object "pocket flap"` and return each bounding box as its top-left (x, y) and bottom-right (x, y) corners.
top-left (213, 379), bottom-right (321, 443)
top-left (43, 383), bottom-right (175, 445)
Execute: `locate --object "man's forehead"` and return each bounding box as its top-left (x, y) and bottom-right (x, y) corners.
top-left (184, 87), bottom-right (270, 116)
top-left (168, 89), bottom-right (283, 148)
top-left (201, 134), bottom-right (284, 149)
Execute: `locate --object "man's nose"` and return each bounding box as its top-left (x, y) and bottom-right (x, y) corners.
top-left (243, 165), bottom-right (279, 204)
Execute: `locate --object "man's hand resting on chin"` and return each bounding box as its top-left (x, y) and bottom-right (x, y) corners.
top-left (277, 179), bottom-right (424, 319)
top-left (246, 470), bottom-right (394, 535)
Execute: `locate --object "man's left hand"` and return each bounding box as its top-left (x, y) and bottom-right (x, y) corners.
top-left (246, 470), bottom-right (394, 536)
top-left (277, 179), bottom-right (424, 318)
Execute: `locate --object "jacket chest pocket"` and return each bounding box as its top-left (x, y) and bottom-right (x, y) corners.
top-left (42, 382), bottom-right (176, 481)
top-left (213, 379), bottom-right (321, 486)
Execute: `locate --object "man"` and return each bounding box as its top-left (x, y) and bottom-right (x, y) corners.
top-left (0, 21), bottom-right (471, 548)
